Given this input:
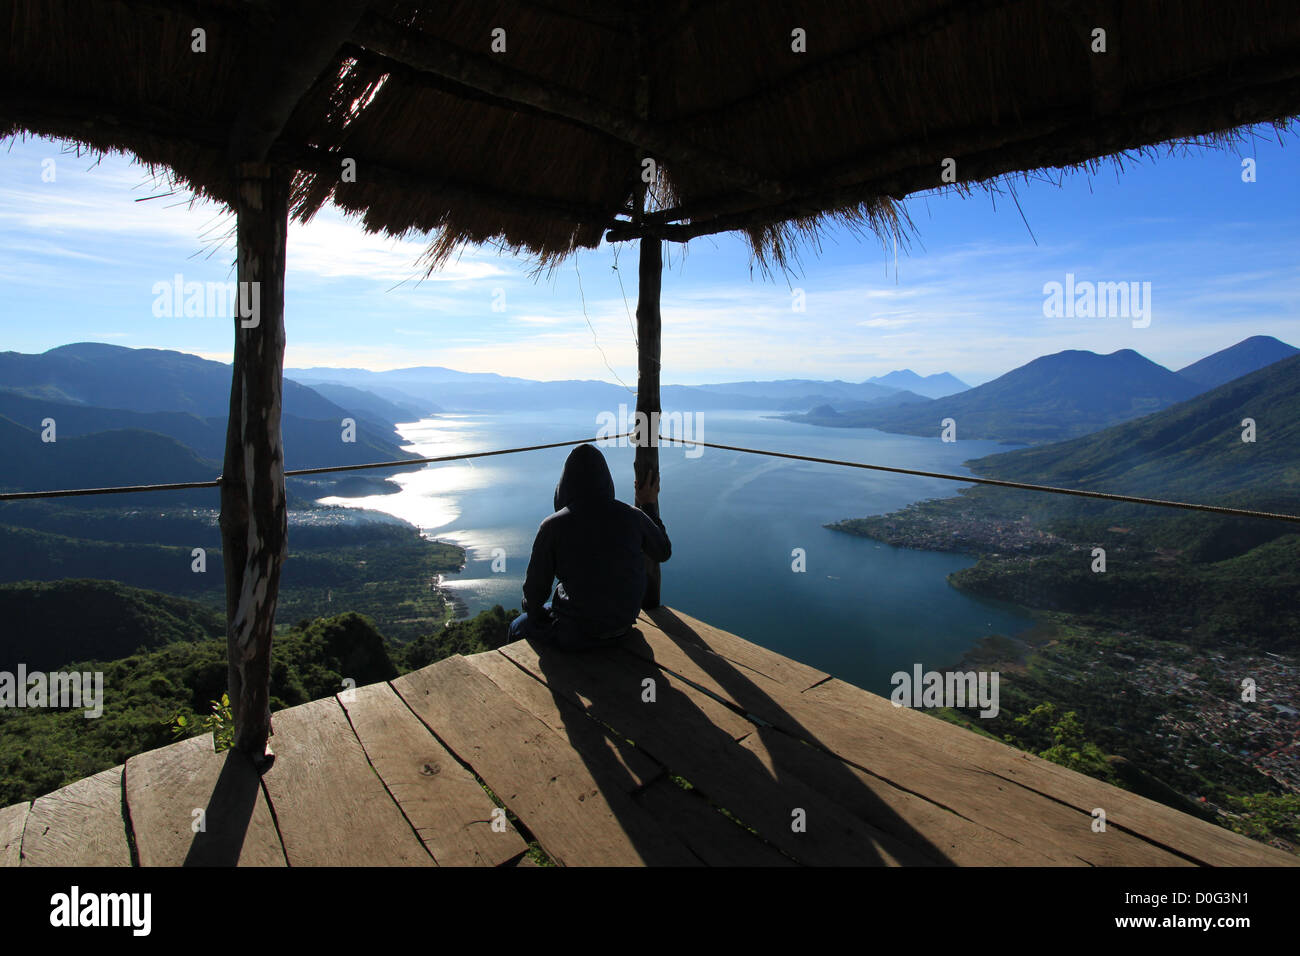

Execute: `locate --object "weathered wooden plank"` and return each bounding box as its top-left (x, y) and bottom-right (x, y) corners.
top-left (392, 655), bottom-right (701, 866)
top-left (0, 802), bottom-right (29, 867)
top-left (503, 638), bottom-right (755, 743)
top-left (744, 727), bottom-right (1061, 866)
top-left (475, 644), bottom-right (790, 866)
top-left (641, 606), bottom-right (830, 690)
top-left (339, 680), bottom-right (526, 866)
top-left (767, 702), bottom-right (1190, 866)
top-left (124, 733), bottom-right (285, 867)
top-left (632, 776), bottom-right (797, 867)
top-left (625, 621), bottom-right (1193, 865)
top-left (622, 615), bottom-right (794, 711)
top-left (260, 696), bottom-right (433, 866)
top-left (499, 639), bottom-right (930, 866)
top-left (21, 766), bottom-right (131, 867)
top-left (804, 677), bottom-right (1299, 867)
top-left (464, 649), bottom-right (663, 789)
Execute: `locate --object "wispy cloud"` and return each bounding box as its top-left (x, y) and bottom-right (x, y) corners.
top-left (3, 131), bottom-right (1297, 385)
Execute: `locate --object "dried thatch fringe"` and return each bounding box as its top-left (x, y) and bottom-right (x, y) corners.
top-left (2, 0), bottom-right (1298, 274)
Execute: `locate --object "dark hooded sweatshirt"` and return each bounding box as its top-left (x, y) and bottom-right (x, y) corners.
top-left (521, 443), bottom-right (671, 638)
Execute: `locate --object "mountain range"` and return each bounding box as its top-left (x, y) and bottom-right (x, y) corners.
top-left (787, 336), bottom-right (1297, 444)
top-left (0, 343), bottom-right (423, 495)
top-left (285, 365), bottom-right (969, 414)
top-left (971, 350), bottom-right (1300, 504)
top-left (1, 336), bottom-right (1292, 499)
top-left (1175, 335), bottom-right (1298, 391)
top-left (865, 369), bottom-right (971, 398)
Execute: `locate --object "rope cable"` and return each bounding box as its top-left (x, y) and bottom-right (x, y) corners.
top-left (3, 430), bottom-right (1296, 525)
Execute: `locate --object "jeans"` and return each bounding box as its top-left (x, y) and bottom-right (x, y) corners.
top-left (509, 602), bottom-right (630, 651)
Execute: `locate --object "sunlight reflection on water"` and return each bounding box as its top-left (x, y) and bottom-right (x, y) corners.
top-left (315, 409), bottom-right (1035, 694)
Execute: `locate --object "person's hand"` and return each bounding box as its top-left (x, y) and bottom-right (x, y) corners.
top-left (634, 468), bottom-right (660, 507)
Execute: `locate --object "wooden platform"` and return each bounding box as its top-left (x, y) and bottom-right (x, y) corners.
top-left (1, 607), bottom-right (1294, 866)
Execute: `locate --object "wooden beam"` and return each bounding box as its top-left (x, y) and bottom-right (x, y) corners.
top-left (635, 235), bottom-right (663, 609)
top-left (225, 6), bottom-right (359, 760)
top-left (350, 11), bottom-right (786, 200)
top-left (339, 44), bottom-right (629, 143)
top-left (228, 0), bottom-right (368, 163)
top-left (220, 161), bottom-right (291, 764)
top-left (631, 5), bottom-right (663, 608)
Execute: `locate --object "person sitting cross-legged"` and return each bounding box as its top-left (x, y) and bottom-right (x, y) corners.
top-left (508, 443), bottom-right (670, 650)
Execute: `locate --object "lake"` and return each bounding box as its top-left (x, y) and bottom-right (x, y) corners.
top-left (320, 408), bottom-right (1032, 695)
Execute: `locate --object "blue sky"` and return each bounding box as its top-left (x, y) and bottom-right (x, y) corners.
top-left (1, 128), bottom-right (1296, 386)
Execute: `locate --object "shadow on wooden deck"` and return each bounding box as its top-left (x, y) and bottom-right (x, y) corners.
top-left (513, 610), bottom-right (944, 865)
top-left (1, 606), bottom-right (1295, 867)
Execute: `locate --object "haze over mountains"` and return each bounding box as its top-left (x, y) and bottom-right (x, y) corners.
top-left (972, 350), bottom-right (1300, 504)
top-left (788, 336), bottom-right (1298, 444)
top-left (0, 336), bottom-right (1292, 499)
top-left (865, 369), bottom-right (971, 398)
top-left (286, 364), bottom-right (960, 414)
top-left (0, 343), bottom-right (423, 497)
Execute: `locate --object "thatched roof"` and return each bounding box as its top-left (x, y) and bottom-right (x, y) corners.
top-left (4, 0), bottom-right (1299, 271)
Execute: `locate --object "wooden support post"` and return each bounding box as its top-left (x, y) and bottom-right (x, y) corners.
top-left (220, 162), bottom-right (291, 764)
top-left (635, 235), bottom-right (663, 609)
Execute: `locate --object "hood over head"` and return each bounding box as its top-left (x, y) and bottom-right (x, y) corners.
top-left (554, 443), bottom-right (615, 511)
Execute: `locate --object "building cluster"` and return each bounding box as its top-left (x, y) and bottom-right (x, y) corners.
top-left (1138, 651), bottom-right (1300, 794)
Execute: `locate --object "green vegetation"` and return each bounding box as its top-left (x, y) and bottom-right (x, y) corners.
top-left (949, 534), bottom-right (1300, 651)
top-left (832, 354), bottom-right (1300, 652)
top-left (899, 606), bottom-right (1297, 846)
top-left (393, 604), bottom-right (516, 669)
top-left (968, 351), bottom-right (1300, 499)
top-left (828, 355), bottom-right (1300, 852)
top-left (525, 844), bottom-right (556, 867)
top-left (0, 507), bottom-right (465, 645)
top-left (0, 578), bottom-right (225, 670)
top-left (171, 693), bottom-right (233, 752)
top-left (0, 579), bottom-right (520, 806)
top-left (1225, 793), bottom-right (1300, 846)
top-left (0, 342), bottom-right (425, 479)
top-left (1006, 702), bottom-right (1113, 779)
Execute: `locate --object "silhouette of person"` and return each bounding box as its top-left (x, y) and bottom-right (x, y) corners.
top-left (509, 443), bottom-right (670, 650)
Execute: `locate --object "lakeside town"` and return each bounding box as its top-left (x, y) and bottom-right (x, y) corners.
top-left (830, 502), bottom-right (1069, 556)
top-left (1140, 650), bottom-right (1300, 795)
top-left (831, 496), bottom-right (1300, 850)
